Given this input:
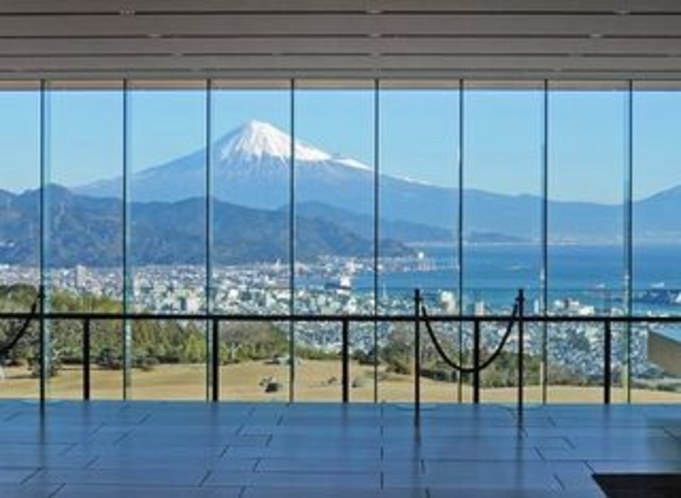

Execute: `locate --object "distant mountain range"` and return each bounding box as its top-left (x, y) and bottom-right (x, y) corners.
top-left (77, 120), bottom-right (681, 244)
top-left (3, 120), bottom-right (681, 268)
top-left (0, 186), bottom-right (410, 267)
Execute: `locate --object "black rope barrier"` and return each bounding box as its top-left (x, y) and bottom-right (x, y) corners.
top-left (0, 290), bottom-right (42, 358)
top-left (420, 300), bottom-right (519, 375)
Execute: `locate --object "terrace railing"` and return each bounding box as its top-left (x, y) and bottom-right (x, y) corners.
top-left (0, 288), bottom-right (680, 413)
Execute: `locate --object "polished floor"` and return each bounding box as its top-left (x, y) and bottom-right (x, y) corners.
top-left (1, 401), bottom-right (681, 496)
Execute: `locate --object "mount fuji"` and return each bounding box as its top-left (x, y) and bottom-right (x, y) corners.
top-left (78, 120), bottom-right (456, 229)
top-left (76, 119), bottom-right (681, 243)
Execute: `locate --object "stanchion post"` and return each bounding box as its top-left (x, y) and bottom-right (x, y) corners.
top-left (604, 320), bottom-right (612, 405)
top-left (517, 289), bottom-right (525, 421)
top-left (473, 319), bottom-right (481, 404)
top-left (212, 318), bottom-right (220, 402)
top-left (342, 318), bottom-right (349, 404)
top-left (82, 318), bottom-right (91, 401)
top-left (414, 288), bottom-right (421, 425)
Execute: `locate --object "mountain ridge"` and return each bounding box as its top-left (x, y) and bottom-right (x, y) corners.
top-left (0, 186), bottom-right (412, 267)
top-left (61, 119), bottom-right (681, 244)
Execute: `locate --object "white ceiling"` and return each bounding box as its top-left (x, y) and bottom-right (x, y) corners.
top-left (2, 0), bottom-right (681, 80)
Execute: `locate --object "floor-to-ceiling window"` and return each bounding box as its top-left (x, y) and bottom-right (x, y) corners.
top-left (379, 81), bottom-right (460, 403)
top-left (632, 82), bottom-right (681, 402)
top-left (2, 79), bottom-right (681, 403)
top-left (125, 81), bottom-right (208, 400)
top-left (0, 82), bottom-right (41, 399)
top-left (210, 81), bottom-right (292, 402)
top-left (547, 82), bottom-right (628, 403)
top-left (44, 81), bottom-right (124, 400)
top-left (463, 81), bottom-right (543, 403)
top-left (294, 81), bottom-right (375, 401)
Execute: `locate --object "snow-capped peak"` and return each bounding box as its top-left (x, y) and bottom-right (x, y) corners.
top-left (219, 120), bottom-right (331, 162)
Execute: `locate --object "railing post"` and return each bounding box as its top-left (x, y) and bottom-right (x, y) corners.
top-left (473, 319), bottom-right (481, 404)
top-left (414, 288), bottom-right (421, 425)
top-left (211, 318), bottom-right (220, 402)
top-left (604, 320), bottom-right (612, 405)
top-left (342, 318), bottom-right (350, 404)
top-left (517, 289), bottom-right (525, 421)
top-left (82, 318), bottom-right (91, 401)
top-left (39, 285), bottom-right (46, 411)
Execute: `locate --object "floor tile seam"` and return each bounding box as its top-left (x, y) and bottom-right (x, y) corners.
top-left (84, 422), bottom-right (107, 437)
top-left (552, 471), bottom-right (568, 490)
top-left (534, 447), bottom-right (546, 461)
top-left (561, 435), bottom-right (578, 450)
top-left (422, 458), bottom-right (594, 468)
top-left (265, 433), bottom-right (273, 446)
top-left (0, 463), bottom-right (48, 474)
top-left (249, 467), bottom-right (384, 476)
top-left (661, 426), bottom-right (681, 443)
top-left (57, 442), bottom-right (80, 457)
top-left (19, 466), bottom-right (42, 485)
top-left (29, 472), bottom-right (215, 488)
top-left (218, 443), bottom-right (230, 458)
top-left (417, 453), bottom-right (547, 462)
top-left (210, 467), bottom-right (384, 479)
top-left (137, 412), bottom-right (152, 425)
top-left (48, 482), bottom-right (66, 497)
top-left (198, 469), bottom-right (212, 486)
top-left (4, 409), bottom-right (25, 422)
top-left (581, 459), bottom-right (598, 475)
top-left (110, 429), bottom-right (132, 446)
top-left (50, 481), bottom-right (214, 491)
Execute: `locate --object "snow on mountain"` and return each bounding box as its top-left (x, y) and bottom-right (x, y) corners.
top-left (219, 120), bottom-right (332, 163)
top-left (74, 118), bottom-right (675, 240)
top-left (77, 120), bottom-right (455, 227)
top-left (79, 119), bottom-right (376, 199)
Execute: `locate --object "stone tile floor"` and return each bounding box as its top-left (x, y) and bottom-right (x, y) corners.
top-left (0, 401), bottom-right (680, 496)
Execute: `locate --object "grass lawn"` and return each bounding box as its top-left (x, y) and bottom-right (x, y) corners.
top-left (1, 360), bottom-right (680, 404)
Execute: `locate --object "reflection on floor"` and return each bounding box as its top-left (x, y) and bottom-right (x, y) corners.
top-left (1, 401), bottom-right (681, 496)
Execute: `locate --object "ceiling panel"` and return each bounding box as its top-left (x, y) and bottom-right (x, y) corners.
top-left (0, 0), bottom-right (679, 80)
top-left (4, 0), bottom-right (681, 14)
top-left (3, 37), bottom-right (681, 57)
top-left (1, 14), bottom-right (680, 38)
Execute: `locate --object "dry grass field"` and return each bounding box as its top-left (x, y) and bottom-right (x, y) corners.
top-left (1, 360), bottom-right (680, 404)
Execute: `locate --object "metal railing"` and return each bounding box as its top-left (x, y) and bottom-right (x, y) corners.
top-left (0, 288), bottom-right (680, 411)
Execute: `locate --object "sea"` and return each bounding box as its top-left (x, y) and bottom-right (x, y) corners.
top-left (351, 243), bottom-right (681, 312)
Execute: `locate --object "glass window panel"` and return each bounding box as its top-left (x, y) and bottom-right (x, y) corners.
top-left (44, 83), bottom-right (124, 400)
top-left (632, 85), bottom-right (681, 402)
top-left (127, 81), bottom-right (207, 400)
top-left (294, 82), bottom-right (374, 402)
top-left (547, 82), bottom-right (628, 403)
top-left (210, 83), bottom-right (292, 401)
top-left (379, 82), bottom-right (460, 403)
top-left (463, 82), bottom-right (543, 404)
top-left (0, 83), bottom-right (41, 400)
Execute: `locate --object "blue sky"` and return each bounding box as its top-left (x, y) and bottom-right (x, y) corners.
top-left (1, 86), bottom-right (681, 203)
